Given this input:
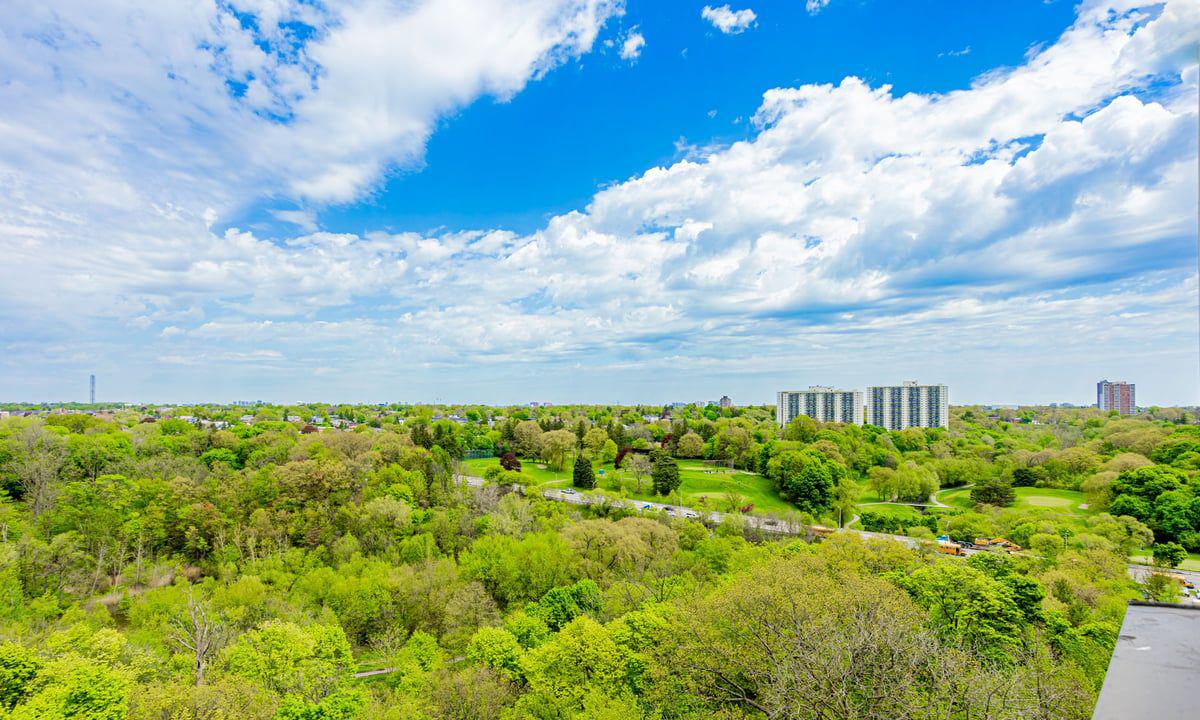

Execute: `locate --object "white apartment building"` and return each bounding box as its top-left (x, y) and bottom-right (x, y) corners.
top-left (776, 387), bottom-right (864, 426)
top-left (866, 381), bottom-right (949, 430)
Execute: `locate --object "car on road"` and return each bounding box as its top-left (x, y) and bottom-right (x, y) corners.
top-left (561, 488), bottom-right (576, 495)
top-left (642, 504), bottom-right (653, 510)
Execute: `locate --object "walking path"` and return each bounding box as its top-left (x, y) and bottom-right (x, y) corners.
top-left (462, 474), bottom-right (1184, 587)
top-left (858, 484), bottom-right (972, 510)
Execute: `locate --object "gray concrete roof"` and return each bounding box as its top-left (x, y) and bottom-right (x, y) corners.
top-left (1092, 602), bottom-right (1200, 720)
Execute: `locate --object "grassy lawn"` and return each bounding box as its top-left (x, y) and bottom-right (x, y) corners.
top-left (856, 503), bottom-right (926, 520)
top-left (1015, 487), bottom-right (1087, 510)
top-left (461, 456), bottom-right (794, 514)
top-left (461, 457), bottom-right (573, 486)
top-left (935, 486), bottom-right (1090, 514)
top-left (655, 461), bottom-right (792, 514)
top-left (854, 482), bottom-right (888, 504)
top-left (848, 502), bottom-right (929, 529)
top-left (936, 486), bottom-right (976, 509)
top-left (1128, 550), bottom-right (1200, 572)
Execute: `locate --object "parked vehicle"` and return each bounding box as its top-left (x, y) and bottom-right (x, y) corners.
top-left (938, 542), bottom-right (964, 556)
top-left (974, 537), bottom-right (1022, 552)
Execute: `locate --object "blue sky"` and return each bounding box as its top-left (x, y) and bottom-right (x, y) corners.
top-left (0, 0), bottom-right (1197, 406)
top-left (243, 0), bottom-right (1080, 237)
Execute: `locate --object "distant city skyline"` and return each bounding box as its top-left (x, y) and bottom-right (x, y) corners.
top-left (8, 373), bottom-right (1188, 410)
top-left (0, 1), bottom-right (1196, 406)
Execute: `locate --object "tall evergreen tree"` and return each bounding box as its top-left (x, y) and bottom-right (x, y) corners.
top-left (652, 454), bottom-right (681, 496)
top-left (573, 454), bottom-right (595, 489)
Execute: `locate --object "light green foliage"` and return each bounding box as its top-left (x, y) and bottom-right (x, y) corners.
top-left (466, 626), bottom-right (524, 679)
top-left (899, 563), bottom-right (1024, 657)
top-left (504, 609), bottom-right (551, 649)
top-left (869, 461), bottom-right (940, 503)
top-left (518, 616), bottom-right (634, 717)
top-left (540, 429), bottom-right (577, 471)
top-left (8, 653), bottom-right (130, 720)
top-left (944, 512), bottom-right (997, 543)
top-left (0, 403), bottom-right (1191, 719)
top-left (460, 532), bottom-right (580, 607)
top-left (276, 689), bottom-right (365, 720)
top-left (582, 428), bottom-right (610, 458)
top-left (224, 620), bottom-right (353, 701)
top-left (675, 432), bottom-right (704, 458)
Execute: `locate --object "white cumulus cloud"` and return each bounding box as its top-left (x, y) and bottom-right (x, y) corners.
top-left (620, 30), bottom-right (646, 60)
top-left (702, 5), bottom-right (758, 34)
top-left (0, 0), bottom-right (1196, 404)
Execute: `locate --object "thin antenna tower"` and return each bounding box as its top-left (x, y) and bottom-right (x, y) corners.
top-left (89, 374), bottom-right (95, 404)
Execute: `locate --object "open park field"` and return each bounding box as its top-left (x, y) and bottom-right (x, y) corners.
top-left (461, 455), bottom-right (794, 514)
top-left (936, 486), bottom-right (1091, 514)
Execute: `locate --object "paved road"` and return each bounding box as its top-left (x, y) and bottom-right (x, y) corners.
top-left (460, 473), bottom-right (921, 548)
top-left (461, 474), bottom-right (1200, 586)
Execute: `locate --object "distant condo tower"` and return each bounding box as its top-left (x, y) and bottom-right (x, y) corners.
top-left (89, 374), bottom-right (95, 404)
top-left (1097, 380), bottom-right (1135, 415)
top-left (867, 381), bottom-right (948, 430)
top-left (776, 387), bottom-right (864, 426)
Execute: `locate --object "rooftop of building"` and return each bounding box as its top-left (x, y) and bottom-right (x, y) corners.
top-left (1091, 602), bottom-right (1200, 720)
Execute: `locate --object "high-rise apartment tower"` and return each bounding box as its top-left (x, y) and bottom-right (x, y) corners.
top-left (866, 381), bottom-right (949, 430)
top-left (1097, 380), bottom-right (1135, 415)
top-left (776, 387), bottom-right (864, 426)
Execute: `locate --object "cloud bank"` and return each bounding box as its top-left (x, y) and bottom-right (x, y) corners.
top-left (0, 0), bottom-right (1196, 404)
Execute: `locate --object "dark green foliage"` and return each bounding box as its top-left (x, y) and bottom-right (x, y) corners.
top-left (857, 510), bottom-right (936, 535)
top-left (650, 453), bottom-right (680, 496)
top-left (766, 449), bottom-right (844, 513)
top-left (1151, 436), bottom-right (1200, 466)
top-left (1108, 493), bottom-right (1151, 520)
top-left (0, 643), bottom-right (40, 710)
top-left (1010, 467), bottom-right (1041, 487)
top-left (972, 476), bottom-right (1016, 506)
top-left (1109, 465), bottom-right (1199, 545)
top-left (1152, 542), bottom-right (1187, 568)
top-left (572, 455), bottom-right (595, 489)
top-left (200, 447), bottom-right (239, 468)
top-left (1112, 465), bottom-right (1186, 500)
top-left (936, 457), bottom-right (992, 488)
top-left (531, 580), bottom-right (602, 631)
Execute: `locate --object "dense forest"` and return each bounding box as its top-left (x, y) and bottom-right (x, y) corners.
top-left (0, 401), bottom-right (1196, 719)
